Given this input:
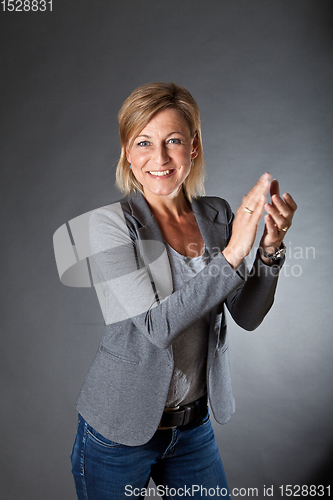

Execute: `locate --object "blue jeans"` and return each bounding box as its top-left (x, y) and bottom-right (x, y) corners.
top-left (71, 412), bottom-right (230, 499)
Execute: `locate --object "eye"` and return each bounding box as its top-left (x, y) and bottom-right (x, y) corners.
top-left (168, 138), bottom-right (182, 145)
top-left (137, 141), bottom-right (150, 147)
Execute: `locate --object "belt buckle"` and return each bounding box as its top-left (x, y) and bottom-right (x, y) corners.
top-left (157, 405), bottom-right (182, 430)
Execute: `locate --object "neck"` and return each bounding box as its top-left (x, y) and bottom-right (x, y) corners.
top-left (144, 189), bottom-right (191, 220)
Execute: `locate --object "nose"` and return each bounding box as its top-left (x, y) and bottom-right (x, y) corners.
top-left (152, 143), bottom-right (170, 165)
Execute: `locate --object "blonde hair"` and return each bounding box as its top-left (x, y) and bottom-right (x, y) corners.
top-left (116, 82), bottom-right (205, 201)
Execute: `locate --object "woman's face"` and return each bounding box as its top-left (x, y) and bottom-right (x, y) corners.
top-left (126, 108), bottom-right (198, 204)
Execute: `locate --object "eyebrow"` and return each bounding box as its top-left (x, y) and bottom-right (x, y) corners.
top-left (136, 132), bottom-right (186, 139)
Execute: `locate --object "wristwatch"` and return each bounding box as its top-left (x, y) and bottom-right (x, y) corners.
top-left (259, 242), bottom-right (287, 261)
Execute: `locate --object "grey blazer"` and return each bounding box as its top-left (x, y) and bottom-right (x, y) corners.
top-left (76, 191), bottom-right (282, 446)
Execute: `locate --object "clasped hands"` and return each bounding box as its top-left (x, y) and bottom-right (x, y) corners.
top-left (222, 172), bottom-right (297, 269)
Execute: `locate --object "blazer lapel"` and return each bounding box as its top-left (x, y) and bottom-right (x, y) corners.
top-left (127, 191), bottom-right (174, 301)
top-left (191, 197), bottom-right (231, 365)
top-left (191, 198), bottom-right (229, 257)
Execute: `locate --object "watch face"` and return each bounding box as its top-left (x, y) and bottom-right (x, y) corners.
top-left (259, 242), bottom-right (286, 260)
top-left (274, 243), bottom-right (287, 260)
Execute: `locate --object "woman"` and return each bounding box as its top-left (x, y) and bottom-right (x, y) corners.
top-left (71, 82), bottom-right (297, 499)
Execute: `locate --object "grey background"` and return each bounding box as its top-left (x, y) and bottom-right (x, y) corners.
top-left (1, 1), bottom-right (332, 498)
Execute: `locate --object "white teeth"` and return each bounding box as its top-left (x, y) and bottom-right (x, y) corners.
top-left (149, 170), bottom-right (172, 176)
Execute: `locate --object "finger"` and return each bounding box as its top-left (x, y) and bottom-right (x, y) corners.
top-left (250, 194), bottom-right (266, 225)
top-left (282, 192), bottom-right (298, 212)
top-left (262, 214), bottom-right (284, 250)
top-left (246, 173), bottom-right (271, 199)
top-left (271, 194), bottom-right (293, 219)
top-left (243, 173), bottom-right (270, 210)
top-left (264, 213), bottom-right (280, 238)
top-left (265, 203), bottom-right (288, 229)
top-left (270, 179), bottom-right (280, 199)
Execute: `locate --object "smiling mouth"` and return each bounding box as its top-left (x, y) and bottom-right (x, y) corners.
top-left (148, 169), bottom-right (174, 177)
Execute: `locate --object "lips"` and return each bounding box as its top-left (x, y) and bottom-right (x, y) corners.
top-left (148, 169), bottom-right (174, 177)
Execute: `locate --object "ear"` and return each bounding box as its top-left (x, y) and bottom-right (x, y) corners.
top-left (125, 144), bottom-right (131, 164)
top-left (191, 132), bottom-right (199, 159)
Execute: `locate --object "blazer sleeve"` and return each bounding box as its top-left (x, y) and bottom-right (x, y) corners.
top-left (89, 204), bottom-right (245, 349)
top-left (226, 251), bottom-right (283, 331)
top-left (197, 197), bottom-right (284, 332)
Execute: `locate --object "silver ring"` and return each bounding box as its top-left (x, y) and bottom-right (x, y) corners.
top-left (244, 207), bottom-right (254, 215)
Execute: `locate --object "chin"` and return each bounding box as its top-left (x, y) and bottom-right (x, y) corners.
top-left (145, 185), bottom-right (182, 199)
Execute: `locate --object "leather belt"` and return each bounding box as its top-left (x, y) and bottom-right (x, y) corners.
top-left (157, 394), bottom-right (208, 430)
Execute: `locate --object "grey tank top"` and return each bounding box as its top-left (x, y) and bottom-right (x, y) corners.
top-left (165, 243), bottom-right (210, 407)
